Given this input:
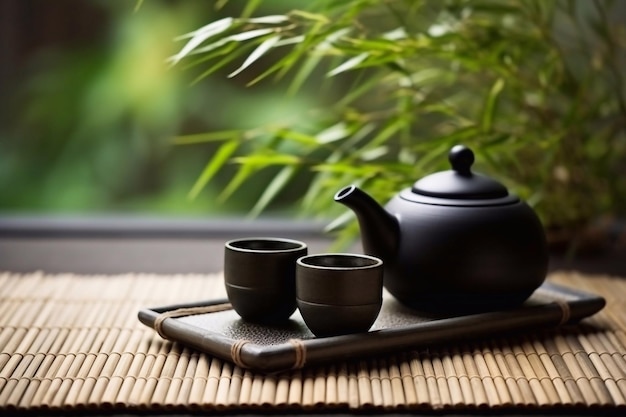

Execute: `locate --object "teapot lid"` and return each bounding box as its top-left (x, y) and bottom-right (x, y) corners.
top-left (405, 145), bottom-right (518, 206)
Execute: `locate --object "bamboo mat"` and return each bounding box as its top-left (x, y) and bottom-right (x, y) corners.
top-left (0, 271), bottom-right (625, 412)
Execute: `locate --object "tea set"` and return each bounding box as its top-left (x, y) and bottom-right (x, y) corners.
top-left (223, 145), bottom-right (549, 337)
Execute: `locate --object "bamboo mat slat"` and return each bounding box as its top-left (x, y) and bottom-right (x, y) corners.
top-left (0, 271), bottom-right (625, 412)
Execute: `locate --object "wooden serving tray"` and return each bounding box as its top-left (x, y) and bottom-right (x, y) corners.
top-left (137, 282), bottom-right (605, 374)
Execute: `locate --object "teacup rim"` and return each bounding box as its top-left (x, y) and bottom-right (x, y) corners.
top-left (225, 237), bottom-right (308, 253)
top-left (297, 253), bottom-right (383, 270)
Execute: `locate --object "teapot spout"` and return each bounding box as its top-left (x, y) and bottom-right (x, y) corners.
top-left (334, 185), bottom-right (399, 260)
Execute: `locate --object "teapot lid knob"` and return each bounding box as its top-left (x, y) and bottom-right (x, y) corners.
top-left (449, 145), bottom-right (474, 177)
top-left (410, 144), bottom-right (513, 201)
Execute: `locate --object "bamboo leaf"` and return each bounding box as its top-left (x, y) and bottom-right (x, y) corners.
top-left (360, 146), bottom-right (388, 161)
top-left (234, 153), bottom-right (300, 166)
top-left (171, 17), bottom-right (234, 64)
top-left (335, 71), bottom-right (386, 108)
top-left (241, 0), bottom-right (263, 19)
top-left (275, 35), bottom-right (306, 47)
top-left (288, 54), bottom-right (323, 95)
top-left (324, 209), bottom-right (357, 233)
top-left (249, 165), bottom-right (297, 217)
top-left (173, 130), bottom-right (241, 145)
top-left (218, 164), bottom-right (255, 203)
top-left (316, 122), bottom-right (350, 144)
top-left (190, 43), bottom-right (254, 85)
top-left (275, 21), bottom-right (327, 80)
top-left (367, 117), bottom-right (406, 148)
top-left (272, 128), bottom-right (319, 146)
top-left (289, 9), bottom-right (330, 23)
top-left (245, 59), bottom-right (287, 86)
top-left (188, 140), bottom-right (239, 200)
top-left (229, 28), bottom-right (276, 42)
top-left (229, 35), bottom-right (282, 78)
top-left (327, 52), bottom-right (369, 77)
top-left (481, 77), bottom-right (505, 133)
top-left (246, 15), bottom-right (290, 24)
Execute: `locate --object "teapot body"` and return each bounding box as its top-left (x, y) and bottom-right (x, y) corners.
top-left (335, 145), bottom-right (550, 313)
top-left (379, 192), bottom-right (549, 312)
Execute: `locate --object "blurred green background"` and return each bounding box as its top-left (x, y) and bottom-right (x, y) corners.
top-left (2, 0), bottom-right (625, 236)
top-left (0, 0), bottom-right (310, 217)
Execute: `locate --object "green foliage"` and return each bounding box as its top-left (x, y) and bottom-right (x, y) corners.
top-left (173, 0), bottom-right (626, 236)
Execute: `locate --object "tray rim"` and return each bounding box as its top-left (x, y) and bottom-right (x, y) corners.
top-left (137, 282), bottom-right (606, 373)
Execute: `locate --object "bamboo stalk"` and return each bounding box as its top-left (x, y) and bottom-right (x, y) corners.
top-left (334, 362), bottom-right (349, 407)
top-left (450, 347), bottom-right (476, 407)
top-left (0, 300), bottom-right (20, 327)
top-left (0, 354), bottom-right (34, 406)
top-left (114, 330), bottom-right (157, 407)
top-left (565, 333), bottom-right (614, 405)
top-left (269, 371), bottom-right (287, 407)
top-left (409, 352), bottom-right (430, 406)
top-left (436, 353), bottom-right (457, 408)
top-left (150, 346), bottom-right (184, 406)
top-left (323, 364), bottom-right (338, 407)
top-left (16, 353), bottom-right (55, 410)
top-left (67, 305), bottom-right (124, 409)
top-left (0, 354), bottom-right (44, 408)
top-left (87, 327), bottom-right (132, 406)
top-left (600, 331), bottom-right (626, 374)
top-left (174, 350), bottom-right (200, 408)
top-left (299, 367), bottom-right (314, 408)
top-left (377, 360), bottom-right (394, 408)
top-left (512, 338), bottom-right (553, 406)
top-left (357, 360), bottom-right (374, 408)
top-left (591, 330), bottom-right (626, 383)
top-left (163, 348), bottom-right (191, 407)
top-left (285, 369), bottom-right (302, 407)
top-left (186, 352), bottom-right (209, 407)
top-left (577, 332), bottom-right (626, 406)
top-left (499, 340), bottom-right (537, 405)
top-left (99, 328), bottom-right (145, 406)
top-left (1, 326), bottom-right (54, 408)
top-left (28, 327), bottom-right (79, 409)
top-left (260, 373), bottom-right (277, 407)
top-left (201, 357), bottom-right (223, 405)
top-left (136, 342), bottom-right (173, 408)
top-left (367, 360), bottom-right (384, 408)
top-left (248, 372), bottom-right (265, 406)
top-left (215, 361), bottom-right (232, 409)
top-left (313, 366), bottom-right (327, 407)
top-left (542, 334), bottom-right (587, 405)
top-left (471, 343), bottom-right (503, 407)
top-left (237, 369), bottom-right (253, 405)
top-left (387, 357), bottom-right (406, 408)
top-left (439, 350), bottom-right (465, 407)
top-left (460, 344), bottom-right (490, 407)
top-left (329, 361), bottom-right (351, 407)
top-left (532, 335), bottom-right (574, 405)
top-left (551, 333), bottom-right (598, 405)
top-left (489, 341), bottom-right (527, 406)
top-left (347, 363), bottom-right (360, 409)
top-left (227, 363), bottom-right (244, 406)
top-left (44, 310), bottom-right (100, 409)
top-left (126, 338), bottom-right (166, 407)
top-left (480, 342), bottom-right (513, 407)
top-left (422, 352), bottom-right (443, 408)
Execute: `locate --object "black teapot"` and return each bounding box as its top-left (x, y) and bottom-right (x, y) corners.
top-left (335, 145), bottom-right (549, 313)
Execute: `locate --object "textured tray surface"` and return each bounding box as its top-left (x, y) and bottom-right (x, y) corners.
top-left (138, 282), bottom-right (605, 373)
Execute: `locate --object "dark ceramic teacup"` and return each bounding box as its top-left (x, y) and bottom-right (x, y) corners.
top-left (224, 237), bottom-right (307, 324)
top-left (296, 253), bottom-right (383, 337)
